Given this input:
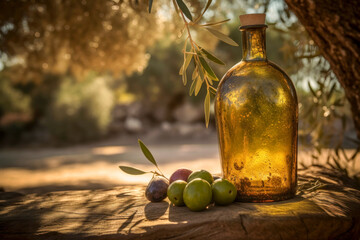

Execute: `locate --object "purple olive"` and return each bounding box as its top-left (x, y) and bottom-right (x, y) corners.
top-left (169, 168), bottom-right (193, 184)
top-left (145, 176), bottom-right (169, 202)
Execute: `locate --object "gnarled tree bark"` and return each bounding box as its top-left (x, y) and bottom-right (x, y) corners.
top-left (285, 0), bottom-right (360, 140)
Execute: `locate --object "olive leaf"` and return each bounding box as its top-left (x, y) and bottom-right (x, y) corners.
top-left (209, 86), bottom-right (217, 95)
top-left (204, 91), bottom-right (210, 128)
top-left (195, 0), bottom-right (212, 22)
top-left (200, 19), bottom-right (230, 27)
top-left (179, 39), bottom-right (187, 75)
top-left (189, 77), bottom-right (197, 96)
top-left (195, 75), bottom-right (203, 96)
top-left (119, 166), bottom-right (147, 175)
top-left (198, 64), bottom-right (205, 80)
top-left (198, 56), bottom-right (218, 80)
top-left (326, 82), bottom-right (336, 100)
top-left (202, 0), bottom-right (213, 16)
top-left (179, 54), bottom-right (193, 75)
top-left (170, 0), bottom-right (231, 128)
top-left (207, 74), bottom-right (213, 85)
top-left (205, 27), bottom-right (239, 46)
top-left (138, 139), bottom-right (157, 167)
top-left (148, 0), bottom-right (153, 13)
top-left (119, 139), bottom-right (168, 180)
top-left (308, 82), bottom-right (317, 98)
top-left (176, 0), bottom-right (192, 21)
top-left (200, 47), bottom-right (225, 65)
top-left (182, 71), bottom-right (187, 85)
top-left (192, 66), bottom-right (198, 80)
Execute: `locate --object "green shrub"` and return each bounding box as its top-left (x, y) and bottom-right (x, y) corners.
top-left (0, 77), bottom-right (31, 116)
top-left (47, 75), bottom-right (114, 143)
top-left (0, 76), bottom-right (32, 143)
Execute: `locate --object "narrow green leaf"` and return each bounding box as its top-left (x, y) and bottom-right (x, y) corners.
top-left (205, 27), bottom-right (238, 46)
top-left (195, 0), bottom-right (212, 22)
top-left (195, 76), bottom-right (203, 96)
top-left (119, 166), bottom-right (147, 175)
top-left (327, 83), bottom-right (336, 100)
top-left (200, 19), bottom-right (230, 27)
top-left (199, 56), bottom-right (218, 80)
top-left (207, 75), bottom-right (213, 85)
top-left (198, 64), bottom-right (205, 80)
top-left (148, 0), bottom-right (154, 13)
top-left (180, 54), bottom-right (193, 75)
top-left (203, 0), bottom-right (212, 16)
top-left (192, 67), bottom-right (198, 81)
top-left (184, 54), bottom-right (192, 69)
top-left (179, 66), bottom-right (183, 75)
top-left (179, 40), bottom-right (188, 75)
top-left (182, 71), bottom-right (187, 85)
top-left (209, 72), bottom-right (219, 81)
top-left (209, 86), bottom-right (217, 95)
top-left (189, 78), bottom-right (197, 96)
top-left (138, 139), bottom-right (157, 167)
top-left (308, 81), bottom-right (317, 97)
top-left (176, 0), bottom-right (192, 21)
top-left (200, 47), bottom-right (225, 65)
top-left (204, 91), bottom-right (210, 128)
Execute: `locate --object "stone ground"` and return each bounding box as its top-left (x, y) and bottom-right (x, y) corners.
top-left (0, 133), bottom-right (359, 194)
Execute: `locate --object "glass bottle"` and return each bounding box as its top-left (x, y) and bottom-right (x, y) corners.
top-left (215, 14), bottom-right (298, 202)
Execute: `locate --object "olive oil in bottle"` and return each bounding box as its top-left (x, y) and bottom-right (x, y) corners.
top-left (215, 14), bottom-right (298, 202)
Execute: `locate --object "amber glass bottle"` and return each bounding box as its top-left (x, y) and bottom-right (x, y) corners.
top-left (215, 14), bottom-right (298, 202)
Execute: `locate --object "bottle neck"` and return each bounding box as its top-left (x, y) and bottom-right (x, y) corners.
top-left (241, 26), bottom-right (267, 61)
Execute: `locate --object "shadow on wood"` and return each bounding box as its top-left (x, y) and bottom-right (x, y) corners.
top-left (144, 202), bottom-right (169, 220)
top-left (0, 165), bottom-right (359, 239)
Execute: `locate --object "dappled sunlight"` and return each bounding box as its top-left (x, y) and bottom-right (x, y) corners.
top-left (0, 1), bottom-right (358, 239)
top-left (0, 157), bottom-right (222, 192)
top-left (1, 141), bottom-right (358, 193)
top-left (92, 146), bottom-right (128, 155)
top-left (0, 142), bottom-right (222, 192)
top-left (251, 197), bottom-right (322, 216)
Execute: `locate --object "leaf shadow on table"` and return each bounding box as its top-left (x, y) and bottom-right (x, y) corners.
top-left (144, 201), bottom-right (169, 220)
top-left (0, 192), bottom-right (60, 239)
top-left (117, 210), bottom-right (138, 233)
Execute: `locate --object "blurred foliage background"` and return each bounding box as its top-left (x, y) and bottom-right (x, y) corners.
top-left (0, 0), bottom-right (358, 171)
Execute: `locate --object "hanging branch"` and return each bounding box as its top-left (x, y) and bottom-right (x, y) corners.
top-left (149, 0), bottom-right (238, 127)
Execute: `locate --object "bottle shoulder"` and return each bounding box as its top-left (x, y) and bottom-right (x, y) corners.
top-left (217, 60), bottom-right (298, 104)
top-left (221, 60), bottom-right (290, 82)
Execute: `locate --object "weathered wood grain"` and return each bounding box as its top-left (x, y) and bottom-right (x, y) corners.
top-left (0, 165), bottom-right (359, 240)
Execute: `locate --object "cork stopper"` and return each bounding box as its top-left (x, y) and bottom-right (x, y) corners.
top-left (239, 14), bottom-right (266, 26)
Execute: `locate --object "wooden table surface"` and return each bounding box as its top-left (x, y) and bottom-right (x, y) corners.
top-left (1, 165), bottom-right (359, 240)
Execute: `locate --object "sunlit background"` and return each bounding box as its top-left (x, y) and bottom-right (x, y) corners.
top-left (0, 0), bottom-right (358, 194)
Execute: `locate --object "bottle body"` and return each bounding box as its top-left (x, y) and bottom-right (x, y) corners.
top-left (215, 60), bottom-right (298, 202)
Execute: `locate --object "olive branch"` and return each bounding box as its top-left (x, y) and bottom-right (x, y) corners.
top-left (119, 139), bottom-right (168, 180)
top-left (150, 0), bottom-right (238, 127)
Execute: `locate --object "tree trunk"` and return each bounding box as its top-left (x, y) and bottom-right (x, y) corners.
top-left (285, 0), bottom-right (360, 141)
